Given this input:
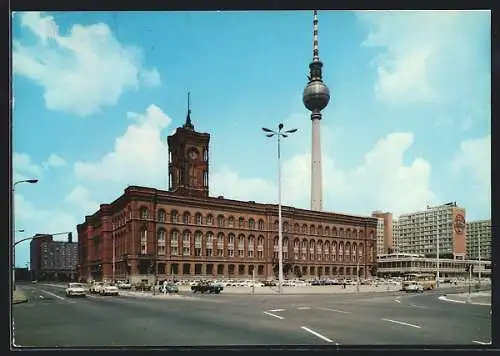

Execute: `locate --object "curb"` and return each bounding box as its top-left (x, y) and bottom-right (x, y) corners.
top-left (13, 298), bottom-right (29, 305)
top-left (438, 295), bottom-right (490, 306)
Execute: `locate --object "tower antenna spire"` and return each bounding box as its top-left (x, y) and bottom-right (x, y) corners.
top-left (313, 10), bottom-right (319, 62)
top-left (184, 91), bottom-right (194, 130)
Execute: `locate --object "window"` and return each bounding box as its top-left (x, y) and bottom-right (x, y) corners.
top-left (171, 210), bottom-right (179, 223)
top-left (195, 213), bottom-right (202, 225)
top-left (228, 234), bottom-right (235, 244)
top-left (183, 212), bottom-right (190, 224)
top-left (195, 248), bottom-right (201, 256)
top-left (207, 214), bottom-right (214, 225)
top-left (195, 231), bottom-right (202, 243)
top-left (238, 249), bottom-right (244, 257)
top-left (228, 216), bottom-right (235, 227)
top-left (310, 225), bottom-right (315, 235)
top-left (140, 207), bottom-right (149, 219)
top-left (274, 220), bottom-right (279, 230)
top-left (283, 222), bottom-right (289, 232)
top-left (228, 249), bottom-right (234, 257)
top-left (217, 249), bottom-right (224, 257)
top-left (295, 224), bottom-right (300, 232)
top-left (203, 148), bottom-right (208, 161)
top-left (140, 228), bottom-right (147, 255)
top-left (171, 230), bottom-right (179, 243)
top-left (302, 224), bottom-right (307, 233)
top-left (257, 250), bottom-right (263, 259)
top-left (206, 248), bottom-right (213, 257)
top-left (171, 247), bottom-right (178, 256)
top-left (318, 226), bottom-right (323, 235)
top-left (203, 171), bottom-right (208, 187)
top-left (157, 229), bottom-right (166, 255)
top-left (248, 250), bottom-right (254, 258)
top-left (183, 231), bottom-right (190, 243)
top-left (217, 215), bottom-right (224, 227)
top-left (239, 217), bottom-right (244, 228)
top-left (157, 209), bottom-right (166, 222)
top-left (183, 247), bottom-right (190, 256)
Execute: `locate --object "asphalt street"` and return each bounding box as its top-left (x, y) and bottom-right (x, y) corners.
top-left (12, 283), bottom-right (491, 347)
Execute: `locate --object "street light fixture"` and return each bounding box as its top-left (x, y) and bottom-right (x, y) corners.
top-left (12, 179), bottom-right (39, 292)
top-left (262, 123), bottom-right (298, 295)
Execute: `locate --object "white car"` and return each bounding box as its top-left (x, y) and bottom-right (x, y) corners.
top-left (117, 281), bottom-right (132, 289)
top-left (405, 283), bottom-right (424, 293)
top-left (66, 283), bottom-right (87, 297)
top-left (100, 284), bottom-right (119, 296)
top-left (90, 282), bottom-right (104, 294)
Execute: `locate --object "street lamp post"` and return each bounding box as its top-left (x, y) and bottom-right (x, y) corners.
top-left (12, 179), bottom-right (38, 292)
top-left (262, 124), bottom-right (298, 295)
top-left (356, 259), bottom-right (360, 292)
top-left (112, 224), bottom-right (116, 284)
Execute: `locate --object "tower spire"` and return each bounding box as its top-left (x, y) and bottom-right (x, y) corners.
top-left (183, 91), bottom-right (194, 130)
top-left (313, 10), bottom-right (319, 62)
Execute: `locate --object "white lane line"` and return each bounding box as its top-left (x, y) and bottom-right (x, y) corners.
top-left (317, 307), bottom-right (351, 314)
top-left (473, 340), bottom-right (491, 345)
top-left (269, 308), bottom-right (285, 312)
top-left (394, 299), bottom-right (401, 303)
top-left (41, 289), bottom-right (67, 301)
top-left (297, 306), bottom-right (310, 310)
top-left (382, 318), bottom-right (421, 329)
top-left (301, 326), bottom-right (335, 344)
top-left (263, 311), bottom-right (284, 320)
top-left (438, 295), bottom-right (466, 304)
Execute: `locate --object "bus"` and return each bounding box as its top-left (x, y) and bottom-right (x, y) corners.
top-left (401, 273), bottom-right (436, 291)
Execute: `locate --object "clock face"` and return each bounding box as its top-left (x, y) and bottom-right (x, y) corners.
top-left (188, 149), bottom-right (198, 160)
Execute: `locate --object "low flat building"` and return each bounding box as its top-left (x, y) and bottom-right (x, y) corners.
top-left (377, 253), bottom-right (491, 278)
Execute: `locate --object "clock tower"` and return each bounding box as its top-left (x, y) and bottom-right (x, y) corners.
top-left (167, 93), bottom-right (210, 199)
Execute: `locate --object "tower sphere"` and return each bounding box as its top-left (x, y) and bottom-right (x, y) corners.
top-left (302, 80), bottom-right (330, 112)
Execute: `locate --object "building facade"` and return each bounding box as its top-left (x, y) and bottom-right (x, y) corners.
top-left (466, 220), bottom-right (491, 260)
top-left (77, 113), bottom-right (378, 283)
top-left (391, 202), bottom-right (466, 259)
top-left (377, 253), bottom-right (491, 278)
top-left (30, 234), bottom-right (79, 281)
top-left (372, 211), bottom-right (393, 255)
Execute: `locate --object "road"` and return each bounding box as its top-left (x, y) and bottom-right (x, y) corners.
top-left (12, 283), bottom-right (491, 347)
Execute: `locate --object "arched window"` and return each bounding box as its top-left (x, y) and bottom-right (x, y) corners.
top-left (207, 214), bottom-right (214, 225)
top-left (217, 215), bottom-right (225, 227)
top-left (195, 212), bottom-right (202, 225)
top-left (171, 210), bottom-right (179, 223)
top-left (228, 216), bottom-right (235, 227)
top-left (283, 222), bottom-right (289, 232)
top-left (239, 217), bottom-right (245, 228)
top-left (183, 211), bottom-right (191, 224)
top-left (294, 223), bottom-right (300, 232)
top-left (310, 225), bottom-right (315, 235)
top-left (157, 229), bottom-right (166, 255)
top-left (274, 220), bottom-right (279, 231)
top-left (140, 206), bottom-right (149, 219)
top-left (140, 227), bottom-right (147, 254)
top-left (257, 219), bottom-right (264, 230)
top-left (157, 209), bottom-right (166, 222)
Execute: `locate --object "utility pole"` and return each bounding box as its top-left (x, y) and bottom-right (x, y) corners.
top-left (356, 259), bottom-right (360, 292)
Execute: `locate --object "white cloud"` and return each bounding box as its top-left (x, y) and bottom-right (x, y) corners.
top-left (357, 10), bottom-right (490, 107)
top-left (451, 134), bottom-right (490, 187)
top-left (43, 153), bottom-right (66, 169)
top-left (14, 193), bottom-right (78, 240)
top-left (13, 152), bottom-right (42, 179)
top-left (13, 12), bottom-right (161, 116)
top-left (65, 185), bottom-right (100, 216)
top-left (213, 132), bottom-right (434, 217)
top-left (74, 104), bottom-right (172, 185)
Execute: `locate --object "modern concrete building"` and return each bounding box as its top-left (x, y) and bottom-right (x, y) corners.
top-left (466, 219), bottom-right (491, 260)
top-left (377, 253), bottom-right (491, 278)
top-left (372, 211), bottom-right (394, 255)
top-left (30, 234), bottom-right (79, 281)
top-left (391, 202), bottom-right (466, 259)
top-left (303, 10), bottom-right (330, 212)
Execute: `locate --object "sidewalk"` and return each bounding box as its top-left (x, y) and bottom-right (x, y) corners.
top-left (439, 291), bottom-right (491, 306)
top-left (13, 289), bottom-right (29, 304)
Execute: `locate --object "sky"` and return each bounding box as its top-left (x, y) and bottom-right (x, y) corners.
top-left (12, 10), bottom-right (491, 267)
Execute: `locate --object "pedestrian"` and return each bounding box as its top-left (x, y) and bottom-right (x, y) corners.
top-left (163, 280), bottom-right (168, 295)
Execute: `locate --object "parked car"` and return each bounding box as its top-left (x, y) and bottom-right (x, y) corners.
top-left (191, 281), bottom-right (223, 294)
top-left (163, 283), bottom-right (179, 294)
top-left (66, 283), bottom-right (87, 297)
top-left (100, 284), bottom-right (119, 296)
top-left (90, 282), bottom-right (104, 294)
top-left (117, 281), bottom-right (132, 289)
top-left (405, 283), bottom-right (424, 293)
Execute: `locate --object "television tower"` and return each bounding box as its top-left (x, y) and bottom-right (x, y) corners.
top-left (302, 10), bottom-right (330, 211)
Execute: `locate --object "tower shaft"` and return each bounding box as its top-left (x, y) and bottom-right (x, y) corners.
top-left (311, 114), bottom-right (322, 211)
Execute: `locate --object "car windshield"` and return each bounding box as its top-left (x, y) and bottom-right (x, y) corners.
top-left (69, 283), bottom-right (83, 288)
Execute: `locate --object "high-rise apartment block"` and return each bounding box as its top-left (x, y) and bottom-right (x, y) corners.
top-left (466, 220), bottom-right (491, 260)
top-left (390, 202), bottom-right (466, 259)
top-left (30, 234), bottom-right (79, 281)
top-left (372, 211), bottom-right (393, 255)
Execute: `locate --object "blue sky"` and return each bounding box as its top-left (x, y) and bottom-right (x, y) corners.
top-left (12, 10), bottom-right (491, 267)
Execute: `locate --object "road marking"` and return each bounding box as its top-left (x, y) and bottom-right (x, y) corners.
top-left (409, 303), bottom-right (429, 309)
top-left (263, 311), bottom-right (284, 320)
top-left (473, 340), bottom-right (491, 345)
top-left (438, 295), bottom-right (466, 304)
top-left (269, 308), bottom-right (285, 312)
top-left (301, 326), bottom-right (335, 343)
top-left (297, 306), bottom-right (310, 310)
top-left (382, 318), bottom-right (421, 329)
top-left (394, 299), bottom-right (401, 303)
top-left (41, 289), bottom-right (68, 301)
top-left (317, 307), bottom-right (351, 314)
